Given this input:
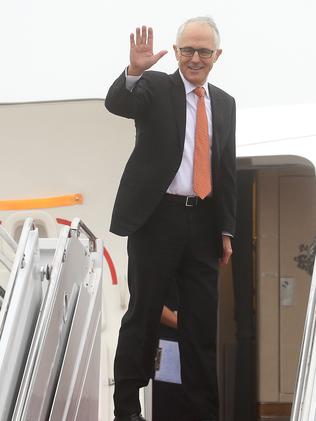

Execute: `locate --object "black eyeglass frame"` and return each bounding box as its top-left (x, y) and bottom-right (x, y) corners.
top-left (178, 47), bottom-right (215, 58)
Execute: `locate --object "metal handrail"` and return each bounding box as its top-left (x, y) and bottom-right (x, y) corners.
top-left (0, 253), bottom-right (12, 271)
top-left (291, 263), bottom-right (316, 420)
top-left (70, 218), bottom-right (97, 252)
top-left (0, 225), bottom-right (17, 252)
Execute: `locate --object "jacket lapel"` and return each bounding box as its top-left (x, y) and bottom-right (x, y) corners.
top-left (169, 70), bottom-right (186, 151)
top-left (208, 84), bottom-right (221, 164)
top-left (168, 73), bottom-right (223, 165)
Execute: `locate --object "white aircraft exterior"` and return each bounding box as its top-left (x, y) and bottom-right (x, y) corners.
top-left (0, 99), bottom-right (315, 420)
top-left (0, 1), bottom-right (316, 419)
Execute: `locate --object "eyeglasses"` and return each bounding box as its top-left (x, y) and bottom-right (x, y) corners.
top-left (179, 47), bottom-right (215, 59)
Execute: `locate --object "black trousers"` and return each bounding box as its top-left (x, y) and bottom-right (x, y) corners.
top-left (152, 379), bottom-right (187, 421)
top-left (113, 195), bottom-right (219, 420)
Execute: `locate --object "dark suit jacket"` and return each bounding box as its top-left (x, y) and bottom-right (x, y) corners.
top-left (105, 69), bottom-right (236, 240)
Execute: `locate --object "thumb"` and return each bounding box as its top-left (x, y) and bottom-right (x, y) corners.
top-left (152, 50), bottom-right (168, 64)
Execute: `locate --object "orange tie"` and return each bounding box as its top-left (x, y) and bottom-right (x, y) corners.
top-left (193, 87), bottom-right (212, 199)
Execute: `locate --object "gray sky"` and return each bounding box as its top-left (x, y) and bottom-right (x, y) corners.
top-left (1, 0), bottom-right (315, 108)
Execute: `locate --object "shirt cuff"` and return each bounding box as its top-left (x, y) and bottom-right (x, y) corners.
top-left (125, 67), bottom-right (142, 91)
top-left (222, 232), bottom-right (233, 238)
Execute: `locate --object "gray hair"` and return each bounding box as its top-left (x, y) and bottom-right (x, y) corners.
top-left (176, 16), bottom-right (221, 49)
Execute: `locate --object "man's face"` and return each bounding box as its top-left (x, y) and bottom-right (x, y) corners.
top-left (173, 22), bottom-right (222, 86)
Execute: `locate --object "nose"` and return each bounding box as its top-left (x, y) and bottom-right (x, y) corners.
top-left (191, 50), bottom-right (201, 62)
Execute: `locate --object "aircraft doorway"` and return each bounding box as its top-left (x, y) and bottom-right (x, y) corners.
top-left (218, 161), bottom-right (316, 421)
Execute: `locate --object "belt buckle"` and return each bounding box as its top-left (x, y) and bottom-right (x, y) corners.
top-left (185, 196), bottom-right (198, 207)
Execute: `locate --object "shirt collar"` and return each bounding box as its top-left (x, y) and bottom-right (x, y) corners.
top-left (179, 70), bottom-right (210, 98)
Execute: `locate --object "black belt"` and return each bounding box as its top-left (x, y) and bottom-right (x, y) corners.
top-left (164, 193), bottom-right (210, 207)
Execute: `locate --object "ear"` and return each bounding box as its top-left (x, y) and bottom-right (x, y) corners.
top-left (213, 49), bottom-right (222, 63)
top-left (173, 44), bottom-right (180, 61)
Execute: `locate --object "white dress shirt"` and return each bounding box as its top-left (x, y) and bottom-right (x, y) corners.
top-left (125, 69), bottom-right (212, 196)
top-left (167, 71), bottom-right (212, 196)
top-left (125, 69), bottom-right (232, 237)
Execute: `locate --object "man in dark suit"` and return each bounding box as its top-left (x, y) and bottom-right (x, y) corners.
top-left (105, 16), bottom-right (236, 421)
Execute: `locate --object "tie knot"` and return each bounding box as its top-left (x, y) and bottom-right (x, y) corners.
top-left (194, 87), bottom-right (205, 98)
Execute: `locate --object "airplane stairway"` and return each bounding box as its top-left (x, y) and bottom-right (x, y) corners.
top-left (291, 262), bottom-right (316, 421)
top-left (0, 218), bottom-right (103, 421)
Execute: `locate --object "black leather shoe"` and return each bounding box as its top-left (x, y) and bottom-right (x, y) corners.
top-left (113, 414), bottom-right (146, 421)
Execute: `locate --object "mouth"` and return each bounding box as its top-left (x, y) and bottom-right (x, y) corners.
top-left (187, 66), bottom-right (204, 71)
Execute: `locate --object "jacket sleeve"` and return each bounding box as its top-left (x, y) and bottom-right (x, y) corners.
top-left (219, 98), bottom-right (237, 236)
top-left (104, 70), bottom-right (151, 119)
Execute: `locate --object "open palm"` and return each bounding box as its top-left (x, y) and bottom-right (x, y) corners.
top-left (129, 26), bottom-right (167, 75)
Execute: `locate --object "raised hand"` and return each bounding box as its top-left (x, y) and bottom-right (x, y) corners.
top-left (128, 26), bottom-right (168, 75)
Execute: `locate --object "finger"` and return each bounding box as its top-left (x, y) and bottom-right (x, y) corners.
top-left (221, 249), bottom-right (231, 265)
top-left (141, 25), bottom-right (147, 44)
top-left (152, 50), bottom-right (168, 64)
top-left (222, 255), bottom-right (229, 265)
top-left (136, 27), bottom-right (141, 45)
top-left (130, 33), bottom-right (135, 48)
top-left (148, 27), bottom-right (153, 50)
